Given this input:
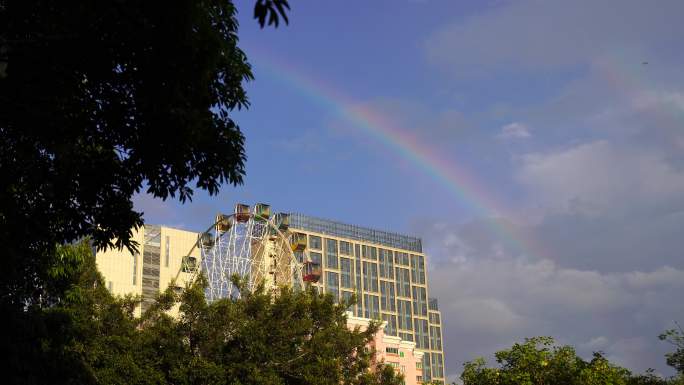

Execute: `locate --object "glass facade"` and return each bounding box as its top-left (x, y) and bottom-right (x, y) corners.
top-left (379, 249), bottom-right (394, 279)
top-left (340, 240), bottom-right (352, 255)
top-left (396, 267), bottom-right (411, 297)
top-left (412, 286), bottom-right (428, 316)
top-left (364, 294), bottom-right (380, 319)
top-left (310, 251), bottom-right (322, 266)
top-left (397, 299), bottom-right (413, 330)
top-left (326, 239), bottom-right (338, 269)
top-left (340, 258), bottom-right (353, 288)
top-left (430, 325), bottom-right (442, 350)
top-left (380, 280), bottom-right (396, 311)
top-left (415, 318), bottom-right (429, 349)
top-left (410, 254), bottom-right (426, 285)
top-left (382, 313), bottom-right (398, 336)
top-left (309, 235), bottom-right (322, 250)
top-left (362, 261), bottom-right (378, 292)
top-left (325, 271), bottom-right (339, 300)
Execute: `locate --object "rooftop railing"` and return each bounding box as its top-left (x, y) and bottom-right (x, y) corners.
top-left (288, 213), bottom-right (423, 253)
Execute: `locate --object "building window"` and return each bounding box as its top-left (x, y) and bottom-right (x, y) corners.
top-left (396, 251), bottom-right (410, 266)
top-left (399, 332), bottom-right (413, 342)
top-left (382, 313), bottom-right (398, 336)
top-left (325, 239), bottom-right (338, 269)
top-left (164, 235), bottom-right (170, 267)
top-left (355, 244), bottom-right (362, 317)
top-left (395, 267), bottom-right (411, 297)
top-left (341, 290), bottom-right (355, 310)
top-left (423, 353), bottom-right (432, 381)
top-left (412, 286), bottom-right (428, 316)
top-left (429, 312), bottom-right (441, 325)
top-left (415, 318), bottom-right (429, 349)
top-left (431, 353), bottom-right (444, 378)
top-left (430, 325), bottom-right (443, 350)
top-left (397, 299), bottom-right (413, 330)
top-left (410, 255), bottom-right (426, 284)
top-left (416, 362), bottom-right (423, 369)
top-left (309, 235), bottom-right (322, 250)
top-left (325, 272), bottom-right (339, 301)
top-left (385, 347), bottom-right (399, 355)
top-left (309, 251), bottom-right (322, 266)
top-left (340, 258), bottom-right (353, 288)
top-left (362, 245), bottom-right (377, 260)
top-left (380, 281), bottom-right (396, 311)
top-left (132, 252), bottom-right (138, 285)
top-left (363, 294), bottom-right (380, 319)
top-left (379, 249), bottom-right (394, 279)
top-left (340, 241), bottom-right (352, 255)
top-left (363, 262), bottom-right (378, 292)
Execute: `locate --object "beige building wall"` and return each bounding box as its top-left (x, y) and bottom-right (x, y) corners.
top-left (95, 226), bottom-right (144, 299)
top-left (95, 224), bottom-right (199, 317)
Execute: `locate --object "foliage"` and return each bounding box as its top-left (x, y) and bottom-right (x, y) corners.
top-left (2, 241), bottom-right (403, 385)
top-left (660, 324), bottom-right (684, 375)
top-left (459, 336), bottom-right (681, 385)
top-left (0, 0), bottom-right (288, 306)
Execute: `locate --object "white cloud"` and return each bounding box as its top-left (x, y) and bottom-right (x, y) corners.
top-left (497, 122), bottom-right (531, 139)
top-left (515, 140), bottom-right (684, 216)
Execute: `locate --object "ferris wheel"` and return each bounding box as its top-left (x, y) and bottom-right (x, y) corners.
top-left (175, 203), bottom-right (314, 301)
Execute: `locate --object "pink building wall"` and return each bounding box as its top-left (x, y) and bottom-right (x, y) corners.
top-left (346, 313), bottom-right (424, 385)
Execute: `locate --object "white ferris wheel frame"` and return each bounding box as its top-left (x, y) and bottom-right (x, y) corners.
top-left (174, 212), bottom-right (304, 301)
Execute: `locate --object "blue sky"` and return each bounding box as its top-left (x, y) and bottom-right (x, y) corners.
top-left (135, 0), bottom-right (684, 380)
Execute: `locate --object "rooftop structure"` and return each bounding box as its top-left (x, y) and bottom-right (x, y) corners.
top-left (288, 213), bottom-right (423, 253)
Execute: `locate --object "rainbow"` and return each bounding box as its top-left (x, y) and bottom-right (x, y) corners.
top-left (250, 52), bottom-right (547, 260)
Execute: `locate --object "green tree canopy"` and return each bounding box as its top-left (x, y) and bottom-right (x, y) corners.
top-left (0, 0), bottom-right (288, 306)
top-left (3, 241), bottom-right (404, 385)
top-left (660, 324), bottom-right (684, 376)
top-left (459, 336), bottom-right (681, 385)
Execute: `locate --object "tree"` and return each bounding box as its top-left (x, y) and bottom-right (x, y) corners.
top-left (460, 337), bottom-right (632, 385)
top-left (0, 0), bottom-right (289, 305)
top-left (660, 324), bottom-right (684, 375)
top-left (2, 240), bottom-right (404, 385)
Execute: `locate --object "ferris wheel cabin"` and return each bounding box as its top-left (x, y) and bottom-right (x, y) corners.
top-left (215, 214), bottom-right (232, 233)
top-left (254, 203), bottom-right (271, 220)
top-left (235, 203), bottom-right (250, 222)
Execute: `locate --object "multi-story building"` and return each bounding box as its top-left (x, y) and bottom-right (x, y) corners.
top-left (95, 209), bottom-right (446, 383)
top-left (287, 213), bottom-right (445, 383)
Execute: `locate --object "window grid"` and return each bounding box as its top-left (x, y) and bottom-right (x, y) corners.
top-left (363, 261), bottom-right (379, 292)
top-left (364, 294), bottom-right (380, 319)
top-left (325, 239), bottom-right (338, 269)
top-left (325, 271), bottom-right (339, 301)
top-left (412, 286), bottom-right (428, 316)
top-left (379, 249), bottom-right (395, 279)
top-left (309, 235), bottom-right (322, 250)
top-left (340, 258), bottom-right (353, 288)
top-left (380, 280), bottom-right (396, 312)
top-left (397, 299), bottom-right (413, 330)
